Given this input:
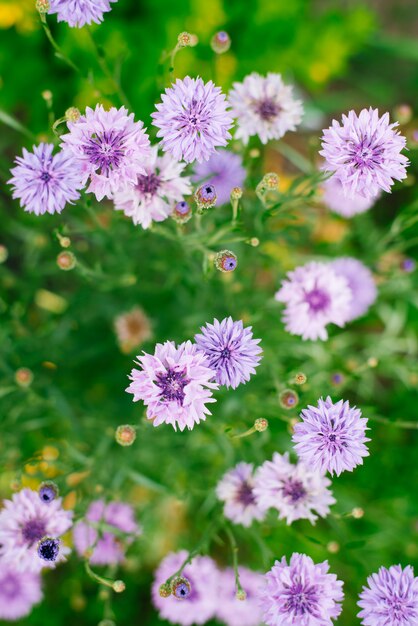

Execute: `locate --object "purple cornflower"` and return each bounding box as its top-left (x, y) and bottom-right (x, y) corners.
top-left (152, 551), bottom-right (219, 626)
top-left (0, 488), bottom-right (73, 573)
top-left (73, 500), bottom-right (141, 566)
top-left (331, 258), bottom-right (377, 321)
top-left (320, 108), bottom-right (409, 200)
top-left (48, 0), bottom-right (117, 27)
top-left (151, 77), bottom-right (233, 163)
top-left (113, 146), bottom-right (191, 228)
top-left (216, 462), bottom-right (265, 527)
top-left (192, 150), bottom-right (245, 205)
top-left (258, 553), bottom-right (344, 626)
top-left (216, 567), bottom-right (264, 626)
top-left (322, 175), bottom-right (378, 218)
top-left (8, 143), bottom-right (83, 215)
top-left (194, 317), bottom-right (262, 389)
top-left (60, 105), bottom-right (151, 201)
top-left (228, 72), bottom-right (303, 145)
top-left (0, 563), bottom-right (43, 621)
top-left (126, 340), bottom-right (218, 431)
top-left (358, 564), bottom-right (418, 625)
top-left (275, 261), bottom-right (352, 341)
top-left (293, 396), bottom-right (370, 476)
top-left (253, 452), bottom-right (335, 525)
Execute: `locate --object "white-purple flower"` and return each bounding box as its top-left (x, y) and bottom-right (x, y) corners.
top-left (0, 562), bottom-right (43, 621)
top-left (8, 143), bottom-right (84, 215)
top-left (216, 567), bottom-right (264, 626)
top-left (358, 564), bottom-right (418, 625)
top-left (293, 396), bottom-right (370, 476)
top-left (322, 175), bottom-right (378, 218)
top-left (275, 261), bottom-right (352, 341)
top-left (113, 146), bottom-right (191, 228)
top-left (60, 105), bottom-right (151, 201)
top-left (216, 462), bottom-right (265, 527)
top-left (192, 149), bottom-right (245, 205)
top-left (228, 72), bottom-right (303, 145)
top-left (126, 340), bottom-right (218, 431)
top-left (320, 108), bottom-right (409, 200)
top-left (194, 317), bottom-right (262, 389)
top-left (331, 257), bottom-right (377, 321)
top-left (151, 77), bottom-right (233, 163)
top-left (0, 488), bottom-right (73, 573)
top-left (258, 553), bottom-right (344, 626)
top-left (254, 452), bottom-right (335, 525)
top-left (48, 0), bottom-right (117, 27)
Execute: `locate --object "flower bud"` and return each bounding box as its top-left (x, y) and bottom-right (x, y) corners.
top-left (36, 0), bottom-right (50, 15)
top-left (230, 187), bottom-right (243, 200)
top-left (39, 481), bottom-right (59, 503)
top-left (393, 104), bottom-right (412, 125)
top-left (115, 424), bottom-right (136, 447)
top-left (250, 238), bottom-right (259, 247)
top-left (15, 367), bottom-right (33, 388)
top-left (235, 589), bottom-right (247, 601)
top-left (327, 541), bottom-right (340, 554)
top-left (37, 537), bottom-right (60, 562)
top-left (401, 258), bottom-right (415, 273)
top-left (57, 234), bottom-right (71, 248)
top-left (254, 418), bottom-right (268, 432)
top-left (351, 507), bottom-right (364, 519)
top-left (262, 172), bottom-right (279, 190)
top-left (294, 372), bottom-right (307, 385)
top-left (211, 31), bottom-right (231, 54)
top-left (65, 107), bottom-right (81, 123)
top-left (0, 244), bottom-right (8, 263)
top-left (171, 576), bottom-right (191, 600)
top-left (177, 32), bottom-right (194, 47)
top-left (214, 250), bottom-right (237, 273)
top-left (367, 357), bottom-right (378, 368)
top-left (172, 201), bottom-right (192, 224)
top-left (112, 580), bottom-right (126, 593)
top-left (57, 251), bottom-right (76, 271)
top-left (331, 373), bottom-right (344, 386)
top-left (279, 389), bottom-right (299, 409)
top-left (159, 583), bottom-right (172, 598)
top-left (195, 184), bottom-right (217, 212)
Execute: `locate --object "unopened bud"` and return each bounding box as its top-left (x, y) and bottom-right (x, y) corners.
top-left (254, 418), bottom-right (268, 432)
top-left (172, 201), bottom-right (192, 224)
top-left (39, 480), bottom-right (59, 503)
top-left (394, 104), bottom-right (412, 125)
top-left (0, 245), bottom-right (8, 263)
top-left (294, 372), bottom-right (307, 385)
top-left (327, 541), bottom-right (340, 554)
top-left (112, 580), bottom-right (125, 593)
top-left (65, 107), bottom-right (81, 123)
top-left (367, 357), bottom-right (378, 368)
top-left (15, 367), bottom-right (33, 388)
top-left (115, 424), bottom-right (136, 447)
top-left (36, 0), bottom-right (50, 13)
top-left (195, 184), bottom-right (217, 212)
top-left (159, 583), bottom-right (172, 598)
top-left (57, 251), bottom-right (76, 271)
top-left (331, 373), bottom-right (344, 386)
top-left (279, 389), bottom-right (299, 409)
top-left (352, 507), bottom-right (364, 519)
top-left (211, 31), bottom-right (231, 54)
top-left (401, 258), bottom-right (415, 273)
top-left (177, 32), bottom-right (194, 47)
top-left (214, 250), bottom-right (237, 273)
top-left (171, 577), bottom-right (191, 600)
top-left (263, 172), bottom-right (279, 190)
top-left (235, 589), bottom-right (247, 601)
top-left (250, 238), bottom-right (259, 247)
top-left (230, 187), bottom-right (242, 201)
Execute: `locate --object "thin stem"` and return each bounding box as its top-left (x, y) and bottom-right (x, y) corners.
top-left (85, 561), bottom-right (115, 589)
top-left (225, 526), bottom-right (244, 596)
top-left (370, 415), bottom-right (418, 430)
top-left (40, 15), bottom-right (80, 73)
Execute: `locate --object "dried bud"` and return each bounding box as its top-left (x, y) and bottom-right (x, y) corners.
top-left (159, 583), bottom-right (172, 598)
top-left (65, 107), bottom-right (81, 123)
top-left (262, 172), bottom-right (279, 190)
top-left (36, 0), bottom-right (50, 14)
top-left (177, 32), bottom-right (194, 47)
top-left (39, 481), bottom-right (59, 503)
top-left (230, 187), bottom-right (243, 201)
top-left (58, 235), bottom-right (71, 248)
top-left (195, 184), bottom-right (217, 212)
top-left (37, 537), bottom-right (60, 562)
top-left (254, 418), bottom-right (268, 432)
top-left (250, 238), bottom-right (259, 247)
top-left (112, 580), bottom-right (126, 593)
top-left (279, 389), bottom-right (299, 409)
top-left (211, 31), bottom-right (231, 54)
top-left (294, 372), bottom-right (307, 385)
top-left (0, 245), bottom-right (8, 263)
top-left (171, 576), bottom-right (191, 600)
top-left (352, 507), bottom-right (364, 519)
top-left (214, 250), bottom-right (238, 273)
top-left (15, 367), bottom-right (33, 388)
top-left (57, 251), bottom-right (76, 271)
top-left (172, 201), bottom-right (192, 224)
top-left (115, 424), bottom-right (136, 447)
top-left (235, 589), bottom-right (247, 601)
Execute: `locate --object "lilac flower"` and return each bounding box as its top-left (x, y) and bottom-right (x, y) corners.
top-left (275, 261), bottom-right (352, 341)
top-left (358, 564), bottom-right (418, 625)
top-left (216, 462), bottom-right (265, 527)
top-left (254, 452), bottom-right (335, 525)
top-left (151, 77), bottom-right (233, 163)
top-left (293, 396), bottom-right (370, 476)
top-left (8, 143), bottom-right (83, 215)
top-left (258, 553), bottom-right (344, 626)
top-left (73, 500), bottom-right (140, 566)
top-left (0, 563), bottom-right (43, 621)
top-left (126, 340), bottom-right (218, 431)
top-left (48, 0), bottom-right (117, 27)
top-left (322, 175), bottom-right (378, 218)
top-left (320, 108), bottom-right (409, 200)
top-left (152, 551), bottom-right (219, 626)
top-left (60, 105), bottom-right (151, 201)
top-left (331, 257), bottom-right (377, 321)
top-left (113, 146), bottom-right (191, 228)
top-left (216, 567), bottom-right (264, 626)
top-left (228, 72), bottom-right (303, 145)
top-left (0, 488), bottom-right (73, 573)
top-left (192, 150), bottom-right (245, 205)
top-left (194, 317), bottom-right (262, 389)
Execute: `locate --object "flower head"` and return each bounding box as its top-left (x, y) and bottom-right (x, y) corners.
top-left (8, 143), bottom-right (83, 215)
top-left (322, 175), bottom-right (378, 218)
top-left (254, 452), bottom-right (335, 525)
top-left (0, 563), bottom-right (43, 621)
top-left (60, 105), bottom-right (151, 201)
top-left (358, 564), bottom-right (418, 625)
top-left (275, 261), bottom-right (352, 341)
top-left (192, 150), bottom-right (245, 205)
top-left (195, 183), bottom-right (217, 211)
top-left (48, 0), bottom-right (117, 27)
top-left (214, 250), bottom-right (238, 273)
top-left (113, 146), bottom-right (191, 228)
top-left (216, 462), bottom-right (265, 527)
top-left (114, 307), bottom-right (152, 353)
top-left (216, 567), bottom-right (264, 626)
top-left (126, 340), bottom-right (218, 431)
top-left (228, 72), bottom-right (303, 145)
top-left (0, 488), bottom-right (73, 573)
top-left (320, 108), bottom-right (409, 199)
top-left (211, 31), bottom-right (231, 54)
top-left (152, 77), bottom-right (233, 163)
top-left (293, 396), bottom-right (370, 476)
top-left (331, 257), bottom-right (377, 321)
top-left (172, 200), bottom-right (192, 223)
top-left (259, 553), bottom-right (344, 626)
top-left (37, 537), bottom-right (60, 562)
top-left (39, 481), bottom-right (59, 504)
top-left (194, 317), bottom-right (262, 389)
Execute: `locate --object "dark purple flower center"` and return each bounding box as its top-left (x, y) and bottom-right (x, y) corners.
top-left (84, 131), bottom-right (125, 174)
top-left (22, 519), bottom-right (47, 546)
top-left (175, 97), bottom-right (207, 134)
top-left (0, 575), bottom-right (20, 600)
top-left (388, 596), bottom-right (411, 620)
top-left (282, 478), bottom-right (307, 503)
top-left (304, 288), bottom-right (330, 312)
top-left (347, 139), bottom-right (384, 170)
top-left (283, 581), bottom-right (319, 616)
top-left (40, 171), bottom-right (52, 183)
top-left (136, 173), bottom-right (161, 196)
top-left (236, 480), bottom-right (256, 506)
top-left (172, 580), bottom-right (191, 599)
top-left (255, 98), bottom-right (280, 122)
top-left (37, 537), bottom-right (60, 562)
top-left (156, 368), bottom-right (190, 404)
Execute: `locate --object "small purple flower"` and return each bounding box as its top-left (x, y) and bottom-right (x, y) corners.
top-left (37, 537), bottom-right (60, 562)
top-left (38, 481), bottom-right (59, 504)
top-left (358, 564), bottom-right (418, 625)
top-left (195, 183), bottom-right (217, 211)
top-left (192, 150), bottom-right (245, 205)
top-left (253, 452), bottom-right (335, 525)
top-left (48, 0), bottom-right (117, 27)
top-left (152, 551), bottom-right (219, 626)
top-left (0, 564), bottom-right (43, 621)
top-left (8, 143), bottom-right (83, 215)
top-left (214, 250), bottom-right (238, 273)
top-left (331, 257), bottom-right (377, 321)
top-left (216, 567), bottom-right (264, 626)
top-left (293, 396), bottom-right (370, 476)
top-left (320, 108), bottom-right (409, 200)
top-left (258, 553), bottom-right (344, 626)
top-left (60, 105), bottom-right (151, 201)
top-left (402, 258), bottom-right (415, 273)
top-left (322, 175), bottom-right (378, 218)
top-left (194, 317), bottom-right (262, 389)
top-left (152, 77), bottom-right (233, 163)
top-left (216, 462), bottom-right (265, 527)
top-left (126, 340), bottom-right (218, 431)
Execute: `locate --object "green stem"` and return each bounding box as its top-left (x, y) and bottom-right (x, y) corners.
top-left (85, 561), bottom-right (115, 589)
top-left (225, 526), bottom-right (244, 595)
top-left (40, 15), bottom-right (80, 73)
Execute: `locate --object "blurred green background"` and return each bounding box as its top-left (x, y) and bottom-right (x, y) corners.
top-left (1, 0), bottom-right (418, 624)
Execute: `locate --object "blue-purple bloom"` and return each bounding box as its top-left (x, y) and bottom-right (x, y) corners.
top-left (192, 150), bottom-right (245, 205)
top-left (0, 563), bottom-right (43, 621)
top-left (331, 257), bottom-right (377, 321)
top-left (8, 143), bottom-right (83, 215)
top-left (48, 0), bottom-right (117, 28)
top-left (39, 481), bottom-right (59, 504)
top-left (194, 317), bottom-right (262, 389)
top-left (214, 250), bottom-right (238, 273)
top-left (293, 396), bottom-right (370, 476)
top-left (195, 183), bottom-right (217, 211)
top-left (258, 552), bottom-right (344, 626)
top-left (37, 537), bottom-right (60, 562)
top-left (152, 77), bottom-right (233, 163)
